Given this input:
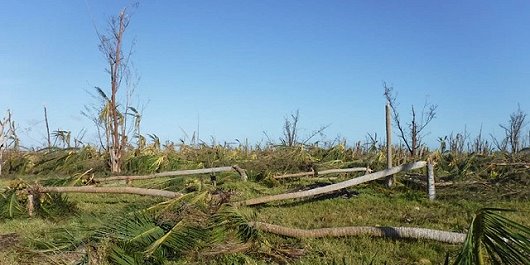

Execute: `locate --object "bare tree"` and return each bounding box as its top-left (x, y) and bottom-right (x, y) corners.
top-left (279, 110), bottom-right (329, 147)
top-left (499, 105), bottom-right (527, 154)
top-left (52, 130), bottom-right (71, 148)
top-left (384, 83), bottom-right (437, 157)
top-left (280, 110), bottom-right (300, 147)
top-left (94, 8), bottom-right (137, 173)
top-left (0, 110), bottom-right (16, 176)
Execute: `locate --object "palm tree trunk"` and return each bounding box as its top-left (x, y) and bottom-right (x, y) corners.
top-left (37, 186), bottom-right (182, 199)
top-left (97, 166), bottom-right (245, 182)
top-left (251, 221), bottom-right (465, 244)
top-left (241, 161), bottom-right (427, 206)
top-left (274, 167), bottom-right (371, 179)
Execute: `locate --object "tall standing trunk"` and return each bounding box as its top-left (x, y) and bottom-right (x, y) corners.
top-left (0, 110), bottom-right (14, 177)
top-left (411, 106), bottom-right (418, 157)
top-left (0, 151), bottom-right (3, 177)
top-left (107, 10), bottom-right (127, 174)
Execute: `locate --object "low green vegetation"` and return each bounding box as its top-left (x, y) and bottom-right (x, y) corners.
top-left (0, 145), bottom-right (528, 264)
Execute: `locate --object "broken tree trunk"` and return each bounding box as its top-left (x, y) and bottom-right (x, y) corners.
top-left (96, 166), bottom-right (246, 183)
top-left (427, 161), bottom-right (435, 200)
top-left (274, 167), bottom-right (371, 179)
top-left (232, 165), bottom-right (248, 182)
top-left (27, 194), bottom-right (34, 217)
top-left (241, 161), bottom-right (427, 206)
top-left (251, 222), bottom-right (465, 244)
top-left (385, 102), bottom-right (394, 187)
top-left (37, 186), bottom-right (182, 199)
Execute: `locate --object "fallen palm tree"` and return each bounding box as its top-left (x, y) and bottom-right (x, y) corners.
top-left (251, 221), bottom-right (465, 244)
top-left (95, 165), bottom-right (248, 183)
top-left (241, 161), bottom-right (428, 206)
top-left (35, 186), bottom-right (183, 199)
top-left (26, 185), bottom-right (184, 217)
top-left (273, 167), bottom-right (371, 179)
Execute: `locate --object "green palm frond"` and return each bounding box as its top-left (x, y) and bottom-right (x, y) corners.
top-left (100, 214), bottom-right (164, 247)
top-left (30, 226), bottom-right (88, 253)
top-left (94, 86), bottom-right (109, 101)
top-left (139, 192), bottom-right (195, 215)
top-left (0, 189), bottom-right (25, 218)
top-left (454, 208), bottom-right (530, 265)
top-left (213, 205), bottom-right (259, 242)
top-left (38, 193), bottom-right (77, 218)
top-left (144, 220), bottom-right (207, 256)
top-left (107, 243), bottom-right (148, 265)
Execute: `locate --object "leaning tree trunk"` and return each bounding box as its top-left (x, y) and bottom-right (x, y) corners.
top-left (251, 222), bottom-right (465, 244)
top-left (274, 167), bottom-right (370, 180)
top-left (241, 161), bottom-right (427, 206)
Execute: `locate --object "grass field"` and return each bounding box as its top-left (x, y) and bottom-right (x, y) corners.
top-left (1, 161), bottom-right (528, 265)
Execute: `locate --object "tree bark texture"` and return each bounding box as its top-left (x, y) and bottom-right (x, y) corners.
top-left (242, 161), bottom-right (427, 206)
top-left (251, 221), bottom-right (465, 244)
top-left (385, 102), bottom-right (394, 187)
top-left (427, 162), bottom-right (435, 200)
top-left (274, 167), bottom-right (371, 179)
top-left (97, 166), bottom-right (246, 182)
top-left (37, 186), bottom-right (182, 199)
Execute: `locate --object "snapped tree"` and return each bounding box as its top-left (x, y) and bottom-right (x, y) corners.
top-left (384, 83), bottom-right (437, 157)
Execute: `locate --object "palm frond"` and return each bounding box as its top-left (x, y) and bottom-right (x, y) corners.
top-left (38, 193), bottom-right (78, 218)
top-left (107, 243), bottom-right (146, 265)
top-left (30, 226), bottom-right (88, 253)
top-left (0, 189), bottom-right (25, 218)
top-left (213, 205), bottom-right (259, 242)
top-left (144, 220), bottom-right (206, 256)
top-left (100, 214), bottom-right (164, 247)
top-left (94, 86), bottom-right (109, 101)
top-left (453, 208), bottom-right (530, 265)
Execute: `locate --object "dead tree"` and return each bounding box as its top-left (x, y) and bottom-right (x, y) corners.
top-left (95, 8), bottom-right (137, 173)
top-left (499, 106), bottom-right (527, 154)
top-left (0, 110), bottom-right (16, 176)
top-left (384, 83), bottom-right (437, 157)
top-left (279, 110), bottom-right (329, 147)
top-left (280, 110), bottom-right (300, 146)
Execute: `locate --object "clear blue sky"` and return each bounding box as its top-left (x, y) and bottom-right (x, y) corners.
top-left (1, 0), bottom-right (529, 148)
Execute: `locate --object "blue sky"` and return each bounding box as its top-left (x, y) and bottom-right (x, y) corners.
top-left (1, 1), bottom-right (529, 148)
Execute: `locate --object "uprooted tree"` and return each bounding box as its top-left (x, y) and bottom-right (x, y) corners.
top-left (384, 83), bottom-right (437, 157)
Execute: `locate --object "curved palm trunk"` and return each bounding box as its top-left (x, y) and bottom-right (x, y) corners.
top-left (37, 186), bottom-right (182, 199)
top-left (251, 221), bottom-right (465, 244)
top-left (242, 161), bottom-right (427, 206)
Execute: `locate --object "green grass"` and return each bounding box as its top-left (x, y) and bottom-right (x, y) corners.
top-left (252, 183), bottom-right (529, 264)
top-left (0, 168), bottom-right (529, 264)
